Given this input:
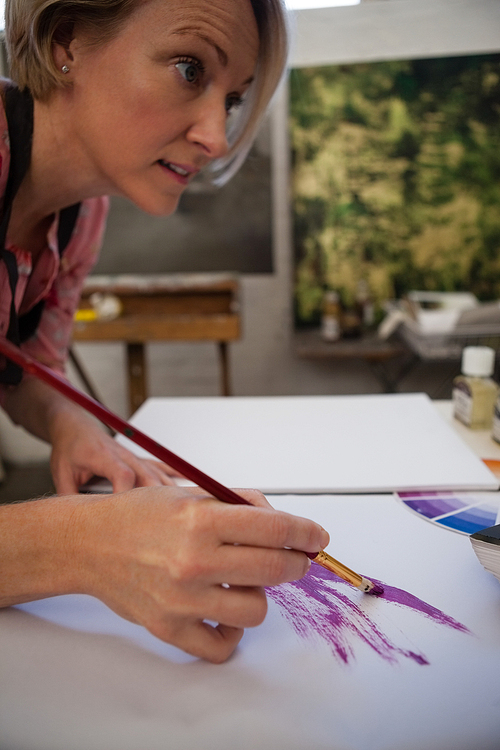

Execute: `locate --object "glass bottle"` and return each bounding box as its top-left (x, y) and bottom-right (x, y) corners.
top-left (452, 346), bottom-right (498, 429)
top-left (321, 291), bottom-right (341, 342)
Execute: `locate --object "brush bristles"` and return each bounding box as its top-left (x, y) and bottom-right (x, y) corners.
top-left (362, 579), bottom-right (384, 596)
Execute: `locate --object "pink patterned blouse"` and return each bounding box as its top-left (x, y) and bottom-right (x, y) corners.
top-left (0, 90), bottom-right (109, 399)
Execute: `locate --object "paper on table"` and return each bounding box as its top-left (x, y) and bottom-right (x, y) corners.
top-left (116, 392), bottom-right (498, 493)
top-left (5, 494), bottom-right (500, 750)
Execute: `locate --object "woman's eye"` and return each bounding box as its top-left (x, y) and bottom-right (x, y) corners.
top-left (226, 95), bottom-right (244, 114)
top-left (175, 59), bottom-right (202, 85)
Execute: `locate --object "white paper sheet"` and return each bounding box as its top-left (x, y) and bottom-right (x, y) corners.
top-left (3, 494), bottom-right (500, 750)
top-left (116, 393), bottom-right (498, 493)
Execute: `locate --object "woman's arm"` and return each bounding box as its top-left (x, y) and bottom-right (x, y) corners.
top-left (2, 375), bottom-right (179, 492)
top-left (0, 487), bottom-right (329, 662)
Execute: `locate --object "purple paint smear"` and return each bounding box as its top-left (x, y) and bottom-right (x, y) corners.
top-left (266, 563), bottom-right (469, 667)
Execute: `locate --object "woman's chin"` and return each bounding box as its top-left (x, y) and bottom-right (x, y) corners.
top-left (124, 190), bottom-right (182, 217)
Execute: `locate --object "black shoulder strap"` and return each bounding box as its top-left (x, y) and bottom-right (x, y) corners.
top-left (17, 202), bottom-right (81, 345)
top-left (0, 85), bottom-right (34, 384)
top-left (58, 201), bottom-right (81, 252)
top-left (0, 84), bottom-right (80, 384)
top-left (3, 84), bottom-right (33, 215)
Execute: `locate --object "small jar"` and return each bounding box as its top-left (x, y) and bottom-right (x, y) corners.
top-left (321, 291), bottom-right (341, 342)
top-left (452, 346), bottom-right (498, 429)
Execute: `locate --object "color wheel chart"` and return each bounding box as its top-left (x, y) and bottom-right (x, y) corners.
top-left (397, 491), bottom-right (500, 535)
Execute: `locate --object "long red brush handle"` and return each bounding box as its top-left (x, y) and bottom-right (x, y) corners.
top-left (0, 337), bottom-right (250, 507)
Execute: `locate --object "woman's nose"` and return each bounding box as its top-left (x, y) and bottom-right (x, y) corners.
top-left (186, 96), bottom-right (229, 160)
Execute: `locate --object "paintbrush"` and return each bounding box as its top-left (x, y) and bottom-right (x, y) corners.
top-left (0, 337), bottom-right (382, 595)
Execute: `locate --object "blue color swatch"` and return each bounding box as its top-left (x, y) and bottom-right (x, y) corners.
top-left (398, 492), bottom-right (500, 536)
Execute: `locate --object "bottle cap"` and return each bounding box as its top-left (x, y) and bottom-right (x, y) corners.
top-left (461, 346), bottom-right (495, 377)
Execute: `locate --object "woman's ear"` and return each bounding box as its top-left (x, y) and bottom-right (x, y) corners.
top-left (53, 21), bottom-right (75, 52)
top-left (52, 21), bottom-right (75, 70)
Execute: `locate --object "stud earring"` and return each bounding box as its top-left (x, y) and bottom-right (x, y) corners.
top-left (61, 65), bottom-right (70, 74)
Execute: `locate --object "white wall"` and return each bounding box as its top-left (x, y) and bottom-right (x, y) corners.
top-left (1, 0), bottom-right (499, 462)
top-left (290, 0), bottom-right (500, 68)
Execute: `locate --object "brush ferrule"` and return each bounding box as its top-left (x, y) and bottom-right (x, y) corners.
top-left (313, 550), bottom-right (362, 587)
top-left (313, 550), bottom-right (381, 595)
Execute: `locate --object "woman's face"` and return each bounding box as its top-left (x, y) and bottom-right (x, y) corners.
top-left (62, 0), bottom-right (259, 215)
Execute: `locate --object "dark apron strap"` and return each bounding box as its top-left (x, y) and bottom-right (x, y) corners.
top-left (0, 84), bottom-right (80, 384)
top-left (17, 202), bottom-right (81, 345)
top-left (0, 85), bottom-right (34, 384)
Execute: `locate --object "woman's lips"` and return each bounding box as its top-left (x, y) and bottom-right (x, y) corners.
top-left (158, 159), bottom-right (198, 184)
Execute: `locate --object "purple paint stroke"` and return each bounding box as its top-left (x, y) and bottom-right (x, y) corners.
top-left (266, 563), bottom-right (469, 667)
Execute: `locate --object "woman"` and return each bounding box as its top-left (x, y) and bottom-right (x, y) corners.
top-left (0, 0), bottom-right (329, 662)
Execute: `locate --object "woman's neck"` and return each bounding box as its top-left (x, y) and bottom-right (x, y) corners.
top-left (23, 93), bottom-right (111, 213)
top-left (7, 93), bottom-right (110, 255)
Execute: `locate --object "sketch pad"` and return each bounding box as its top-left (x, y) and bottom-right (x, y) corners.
top-left (118, 393), bottom-right (498, 493)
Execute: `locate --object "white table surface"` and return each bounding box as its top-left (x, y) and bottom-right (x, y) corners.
top-left (434, 399), bottom-right (500, 461)
top-left (2, 395), bottom-right (500, 750)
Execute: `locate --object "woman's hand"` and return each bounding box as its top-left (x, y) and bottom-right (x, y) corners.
top-left (1, 376), bottom-right (330, 662)
top-left (49, 406), bottom-right (181, 494)
top-left (69, 486), bottom-right (330, 662)
top-left (0, 487), bottom-right (328, 662)
top-left (1, 375), bottom-right (181, 493)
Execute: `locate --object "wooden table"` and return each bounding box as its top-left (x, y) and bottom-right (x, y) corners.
top-left (294, 327), bottom-right (409, 392)
top-left (71, 274), bottom-right (241, 414)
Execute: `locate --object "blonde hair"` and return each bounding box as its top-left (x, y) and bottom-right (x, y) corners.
top-left (5, 0), bottom-right (289, 183)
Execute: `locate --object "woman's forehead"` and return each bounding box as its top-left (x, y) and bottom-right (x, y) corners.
top-left (138, 0), bottom-right (259, 49)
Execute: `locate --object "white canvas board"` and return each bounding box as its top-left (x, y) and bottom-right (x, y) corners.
top-left (3, 494), bottom-right (500, 750)
top-left (116, 393), bottom-right (498, 493)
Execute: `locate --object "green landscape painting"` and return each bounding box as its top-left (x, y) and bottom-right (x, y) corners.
top-left (291, 54), bottom-right (500, 325)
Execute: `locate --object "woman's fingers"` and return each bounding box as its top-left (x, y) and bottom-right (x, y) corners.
top-left (107, 455), bottom-right (177, 491)
top-left (199, 585), bottom-right (269, 629)
top-left (52, 463), bottom-right (81, 495)
top-left (208, 502), bottom-right (329, 555)
top-left (161, 620), bottom-right (244, 664)
top-left (228, 488), bottom-right (273, 509)
top-left (106, 461), bottom-right (139, 492)
top-left (143, 459), bottom-right (184, 478)
top-left (206, 545), bottom-right (311, 587)
top-left (126, 457), bottom-right (184, 483)
top-left (146, 587), bottom-right (267, 662)
top-left (176, 492), bottom-right (327, 555)
top-left (132, 460), bottom-right (178, 487)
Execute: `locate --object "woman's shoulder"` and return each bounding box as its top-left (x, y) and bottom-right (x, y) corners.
top-left (0, 76), bottom-right (11, 101)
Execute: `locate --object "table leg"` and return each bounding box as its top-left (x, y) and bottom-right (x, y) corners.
top-left (127, 343), bottom-right (147, 415)
top-left (68, 346), bottom-right (106, 405)
top-left (218, 342), bottom-right (231, 396)
top-left (367, 352), bottom-right (419, 393)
